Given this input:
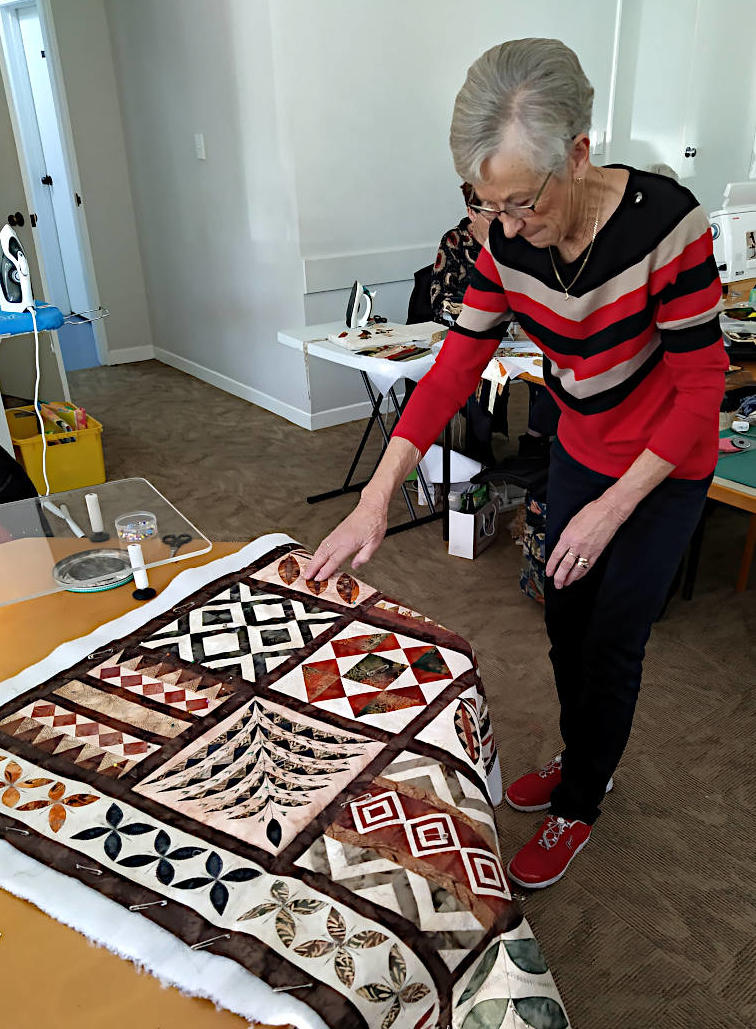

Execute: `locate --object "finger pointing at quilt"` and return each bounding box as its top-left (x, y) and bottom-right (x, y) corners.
top-left (305, 498), bottom-right (388, 581)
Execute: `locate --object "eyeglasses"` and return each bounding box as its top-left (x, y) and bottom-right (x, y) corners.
top-left (468, 171), bottom-right (553, 221)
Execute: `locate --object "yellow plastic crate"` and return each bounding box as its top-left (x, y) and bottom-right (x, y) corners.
top-left (6, 406), bottom-right (106, 494)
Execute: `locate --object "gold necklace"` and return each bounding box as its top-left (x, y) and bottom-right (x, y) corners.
top-left (549, 169), bottom-right (605, 301)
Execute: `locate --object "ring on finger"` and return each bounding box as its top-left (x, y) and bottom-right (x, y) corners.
top-left (576, 556), bottom-right (590, 568)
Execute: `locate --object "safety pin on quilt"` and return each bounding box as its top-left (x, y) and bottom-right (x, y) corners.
top-left (0, 826), bottom-right (30, 836)
top-left (129, 899), bottom-right (168, 911)
top-left (272, 982), bottom-right (313, 993)
top-left (75, 863), bottom-right (103, 876)
top-left (190, 933), bottom-right (231, 951)
top-left (341, 792), bottom-right (372, 807)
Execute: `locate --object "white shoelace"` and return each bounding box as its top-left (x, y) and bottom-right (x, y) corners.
top-left (537, 756), bottom-right (562, 780)
top-left (538, 816), bottom-right (573, 850)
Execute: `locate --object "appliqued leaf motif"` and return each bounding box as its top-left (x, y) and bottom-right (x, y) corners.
top-left (289, 899), bottom-right (326, 915)
top-left (381, 998), bottom-right (401, 1029)
top-left (326, 906), bottom-right (347, 943)
top-left (222, 867), bottom-right (259, 883)
top-left (239, 902), bottom-right (277, 920)
top-left (356, 983), bottom-right (395, 1003)
top-left (271, 880), bottom-right (289, 903)
top-left (278, 554), bottom-right (300, 586)
top-left (400, 984), bottom-right (430, 1003)
top-left (504, 938), bottom-right (549, 975)
top-left (276, 908), bottom-right (296, 947)
top-left (293, 939), bottom-right (336, 959)
top-left (305, 577), bottom-right (328, 596)
top-left (336, 573), bottom-right (360, 605)
top-left (334, 948), bottom-right (355, 988)
top-left (512, 997), bottom-right (568, 1029)
top-left (1, 786), bottom-right (20, 807)
top-left (206, 851), bottom-right (223, 878)
top-left (210, 881), bottom-right (229, 915)
top-left (174, 876), bottom-right (213, 890)
top-left (48, 782), bottom-right (66, 802)
top-left (3, 761), bottom-right (22, 784)
top-left (461, 998), bottom-right (509, 1029)
top-left (458, 941), bottom-right (500, 1005)
top-left (48, 803), bottom-right (66, 833)
top-left (266, 818), bottom-right (282, 846)
top-left (63, 794), bottom-right (98, 808)
top-left (348, 929), bottom-right (388, 949)
top-left (388, 944), bottom-right (407, 990)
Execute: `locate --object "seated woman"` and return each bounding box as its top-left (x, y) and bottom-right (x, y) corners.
top-left (432, 183), bottom-right (559, 463)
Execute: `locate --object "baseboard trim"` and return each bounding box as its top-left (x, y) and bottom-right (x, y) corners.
top-left (153, 347), bottom-right (376, 430)
top-left (108, 345), bottom-right (156, 364)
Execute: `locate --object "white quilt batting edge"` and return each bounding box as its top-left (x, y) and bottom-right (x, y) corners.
top-left (0, 533), bottom-right (328, 1029)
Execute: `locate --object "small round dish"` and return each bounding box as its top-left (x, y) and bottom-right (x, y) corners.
top-left (52, 548), bottom-right (134, 593)
top-left (115, 510), bottom-right (158, 543)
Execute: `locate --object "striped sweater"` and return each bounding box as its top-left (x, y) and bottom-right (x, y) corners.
top-left (395, 166), bottom-right (728, 480)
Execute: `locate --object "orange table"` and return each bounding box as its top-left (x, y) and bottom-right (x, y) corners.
top-left (0, 542), bottom-right (286, 1029)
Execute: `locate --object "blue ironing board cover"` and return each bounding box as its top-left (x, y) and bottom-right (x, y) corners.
top-left (0, 302), bottom-right (64, 337)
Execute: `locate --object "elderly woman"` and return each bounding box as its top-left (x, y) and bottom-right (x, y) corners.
top-left (306, 39), bottom-right (726, 889)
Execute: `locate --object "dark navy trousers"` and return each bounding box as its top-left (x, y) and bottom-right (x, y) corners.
top-left (544, 440), bottom-right (711, 824)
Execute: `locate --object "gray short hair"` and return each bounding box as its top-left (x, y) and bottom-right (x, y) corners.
top-left (450, 38), bottom-right (594, 183)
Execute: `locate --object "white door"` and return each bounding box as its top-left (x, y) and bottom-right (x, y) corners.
top-left (0, 65), bottom-right (68, 452)
top-left (16, 4), bottom-right (89, 314)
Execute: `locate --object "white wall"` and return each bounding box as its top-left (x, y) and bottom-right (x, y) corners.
top-left (609, 0), bottom-right (756, 214)
top-left (48, 0), bottom-right (154, 362)
top-left (104, 0), bottom-right (311, 423)
top-left (101, 0), bottom-right (756, 427)
top-left (271, 0), bottom-right (619, 327)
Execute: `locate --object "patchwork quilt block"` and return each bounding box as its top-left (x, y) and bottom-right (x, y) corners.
top-left (0, 539), bottom-right (569, 1029)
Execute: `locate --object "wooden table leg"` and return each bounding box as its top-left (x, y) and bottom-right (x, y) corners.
top-left (736, 513), bottom-right (756, 592)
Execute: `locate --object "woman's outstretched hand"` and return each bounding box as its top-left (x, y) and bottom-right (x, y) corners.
top-left (304, 497), bottom-right (389, 582)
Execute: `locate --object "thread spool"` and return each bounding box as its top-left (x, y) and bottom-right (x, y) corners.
top-left (85, 492), bottom-right (109, 542)
top-left (128, 543), bottom-right (156, 601)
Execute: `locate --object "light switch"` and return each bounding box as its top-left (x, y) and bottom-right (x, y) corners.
top-left (194, 133), bottom-right (206, 160)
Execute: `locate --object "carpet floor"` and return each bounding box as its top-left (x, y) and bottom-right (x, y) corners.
top-left (63, 359), bottom-right (755, 1029)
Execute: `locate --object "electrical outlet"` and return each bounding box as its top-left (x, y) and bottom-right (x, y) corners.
top-left (194, 133), bottom-right (206, 160)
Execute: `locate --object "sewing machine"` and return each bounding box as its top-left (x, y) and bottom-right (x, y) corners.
top-left (710, 181), bottom-right (756, 283)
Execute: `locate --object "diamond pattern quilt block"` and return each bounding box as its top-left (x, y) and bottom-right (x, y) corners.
top-left (135, 695), bottom-right (384, 855)
top-left (138, 580), bottom-right (340, 683)
top-left (269, 621), bottom-right (472, 731)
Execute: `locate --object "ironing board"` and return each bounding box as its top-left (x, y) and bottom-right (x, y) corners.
top-left (0, 302), bottom-right (66, 455)
top-left (278, 322), bottom-right (455, 538)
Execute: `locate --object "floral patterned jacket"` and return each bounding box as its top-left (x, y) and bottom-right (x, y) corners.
top-left (430, 216), bottom-right (482, 324)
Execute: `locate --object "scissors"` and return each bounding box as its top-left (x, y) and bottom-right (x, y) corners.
top-left (162, 532), bottom-right (192, 557)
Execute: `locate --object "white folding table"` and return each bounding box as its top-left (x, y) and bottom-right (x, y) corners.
top-left (277, 321), bottom-right (455, 536)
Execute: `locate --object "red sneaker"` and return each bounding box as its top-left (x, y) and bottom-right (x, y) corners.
top-left (507, 816), bottom-right (591, 889)
top-left (504, 755), bottom-right (614, 812)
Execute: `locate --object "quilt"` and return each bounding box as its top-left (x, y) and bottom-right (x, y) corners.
top-left (0, 536), bottom-right (570, 1029)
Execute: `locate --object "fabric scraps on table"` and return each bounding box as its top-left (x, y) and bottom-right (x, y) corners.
top-left (0, 537), bottom-right (569, 1029)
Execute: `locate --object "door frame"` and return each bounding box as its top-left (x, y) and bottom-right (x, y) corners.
top-left (0, 0), bottom-right (109, 363)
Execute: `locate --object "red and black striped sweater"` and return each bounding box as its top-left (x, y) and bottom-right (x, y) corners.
top-left (395, 166), bottom-right (728, 480)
